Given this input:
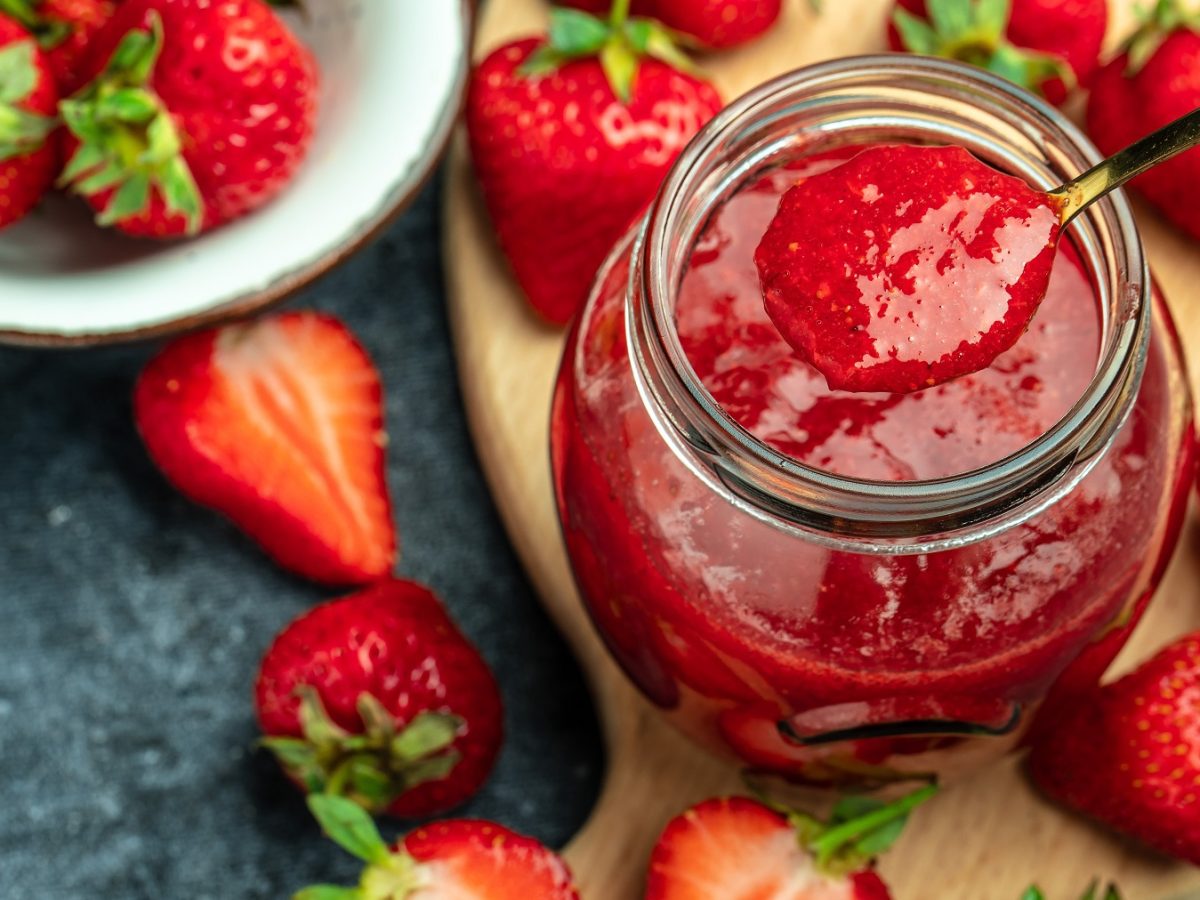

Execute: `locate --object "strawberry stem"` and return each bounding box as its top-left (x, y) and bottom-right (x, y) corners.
top-left (807, 784), bottom-right (937, 868)
top-left (261, 686), bottom-right (464, 815)
top-left (299, 795), bottom-right (424, 900)
top-left (609, 0), bottom-right (632, 27)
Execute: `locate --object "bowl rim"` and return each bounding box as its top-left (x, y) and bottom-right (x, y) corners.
top-left (0, 0), bottom-right (477, 349)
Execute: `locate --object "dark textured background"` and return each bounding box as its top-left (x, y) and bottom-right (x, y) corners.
top-left (0, 177), bottom-right (604, 898)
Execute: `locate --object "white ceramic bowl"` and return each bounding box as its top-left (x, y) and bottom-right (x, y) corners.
top-left (0, 0), bottom-right (472, 346)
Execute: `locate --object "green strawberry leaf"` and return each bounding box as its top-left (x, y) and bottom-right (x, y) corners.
top-left (625, 19), bottom-right (696, 75)
top-left (307, 794), bottom-right (391, 865)
top-left (852, 814), bottom-right (908, 857)
top-left (293, 887), bottom-right (362, 900)
top-left (975, 0), bottom-right (1011, 34)
top-left (95, 88), bottom-right (159, 125)
top-left (0, 40), bottom-right (39, 105)
top-left (390, 711), bottom-right (462, 760)
top-left (549, 7), bottom-right (610, 56)
top-left (809, 784), bottom-right (938, 871)
top-left (830, 795), bottom-right (886, 822)
top-left (600, 37), bottom-right (638, 103)
top-left (1021, 889), bottom-right (1046, 900)
top-left (892, 9), bottom-right (940, 55)
top-left (0, 104), bottom-right (55, 160)
top-left (398, 750), bottom-right (461, 790)
top-left (926, 0), bottom-right (971, 36)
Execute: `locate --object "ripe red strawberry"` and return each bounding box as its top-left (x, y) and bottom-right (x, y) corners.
top-left (559, 0), bottom-right (782, 48)
top-left (299, 794), bottom-right (579, 899)
top-left (0, 14), bottom-right (58, 230)
top-left (0, 0), bottom-right (114, 93)
top-left (645, 789), bottom-right (936, 899)
top-left (887, 0), bottom-right (1107, 105)
top-left (255, 579), bottom-right (503, 819)
top-left (467, 5), bottom-right (722, 324)
top-left (134, 312), bottom-right (396, 586)
top-left (58, 0), bottom-right (318, 238)
top-left (1087, 1), bottom-right (1200, 242)
top-left (1028, 631), bottom-right (1200, 865)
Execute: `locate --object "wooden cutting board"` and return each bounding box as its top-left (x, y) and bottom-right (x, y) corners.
top-left (443, 1), bottom-right (1200, 896)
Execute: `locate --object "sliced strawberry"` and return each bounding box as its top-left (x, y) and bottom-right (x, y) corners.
top-left (299, 794), bottom-right (580, 899)
top-left (134, 311), bottom-right (396, 585)
top-left (646, 790), bottom-right (935, 899)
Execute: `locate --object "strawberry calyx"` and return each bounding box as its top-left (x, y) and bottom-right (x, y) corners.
top-left (57, 11), bottom-right (203, 234)
top-left (261, 686), bottom-right (465, 816)
top-left (0, 37), bottom-right (55, 161)
top-left (296, 794), bottom-right (425, 900)
top-left (0, 0), bottom-right (72, 49)
top-left (1021, 882), bottom-right (1123, 900)
top-left (1123, 0), bottom-right (1200, 73)
top-left (893, 0), bottom-right (1074, 97)
top-left (765, 784), bottom-right (937, 876)
top-left (519, 0), bottom-right (694, 103)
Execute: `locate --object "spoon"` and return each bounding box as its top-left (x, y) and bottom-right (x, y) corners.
top-left (754, 106), bottom-right (1200, 395)
top-left (1053, 105), bottom-right (1200, 225)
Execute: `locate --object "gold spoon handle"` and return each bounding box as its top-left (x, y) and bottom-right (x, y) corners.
top-left (1052, 105), bottom-right (1200, 225)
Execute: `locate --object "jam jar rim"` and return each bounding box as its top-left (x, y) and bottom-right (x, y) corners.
top-left (628, 54), bottom-right (1151, 552)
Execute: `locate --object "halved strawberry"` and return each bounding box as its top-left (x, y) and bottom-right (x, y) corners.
top-left (646, 789), bottom-right (936, 899)
top-left (134, 311), bottom-right (396, 585)
top-left (298, 794), bottom-right (580, 899)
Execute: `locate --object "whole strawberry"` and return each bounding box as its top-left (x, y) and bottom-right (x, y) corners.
top-left (0, 13), bottom-right (58, 231)
top-left (58, 0), bottom-right (318, 238)
top-left (1087, 0), bottom-right (1200, 241)
top-left (134, 311), bottom-right (397, 586)
top-left (645, 788), bottom-right (936, 899)
top-left (298, 794), bottom-right (579, 900)
top-left (467, 2), bottom-right (722, 324)
top-left (256, 579), bottom-right (503, 819)
top-left (1028, 631), bottom-right (1200, 865)
top-left (888, 0), bottom-right (1107, 105)
top-left (0, 0), bottom-right (114, 92)
top-left (560, 0), bottom-right (783, 49)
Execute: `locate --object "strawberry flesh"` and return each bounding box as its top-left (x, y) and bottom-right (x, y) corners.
top-left (755, 145), bottom-right (1061, 393)
top-left (402, 820), bottom-right (579, 898)
top-left (646, 797), bottom-right (893, 900)
top-left (134, 311), bottom-right (396, 585)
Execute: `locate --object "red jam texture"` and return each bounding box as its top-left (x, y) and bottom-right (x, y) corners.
top-left (755, 145), bottom-right (1062, 393)
top-left (551, 148), bottom-right (1194, 784)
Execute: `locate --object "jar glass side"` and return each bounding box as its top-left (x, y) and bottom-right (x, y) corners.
top-left (550, 59), bottom-right (1196, 784)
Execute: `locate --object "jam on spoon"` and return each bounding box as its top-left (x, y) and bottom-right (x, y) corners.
top-left (755, 107), bottom-right (1200, 394)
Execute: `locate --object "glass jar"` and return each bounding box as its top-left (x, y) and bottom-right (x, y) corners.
top-left (550, 57), bottom-right (1196, 786)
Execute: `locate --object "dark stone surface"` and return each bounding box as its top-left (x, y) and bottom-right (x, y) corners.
top-left (0, 176), bottom-right (604, 899)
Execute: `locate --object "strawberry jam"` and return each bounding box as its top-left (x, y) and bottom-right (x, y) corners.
top-left (756, 145), bottom-right (1062, 393)
top-left (551, 141), bottom-right (1195, 784)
